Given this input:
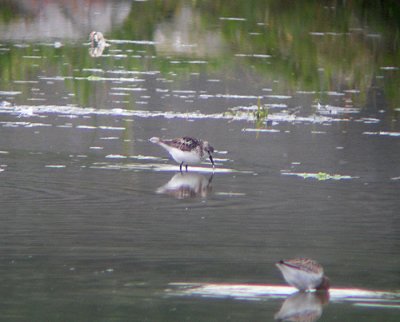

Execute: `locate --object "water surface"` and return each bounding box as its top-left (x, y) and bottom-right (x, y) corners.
top-left (0, 1), bottom-right (399, 321)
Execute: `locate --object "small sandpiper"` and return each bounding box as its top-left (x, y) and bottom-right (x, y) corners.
top-left (89, 31), bottom-right (110, 57)
top-left (276, 258), bottom-right (330, 292)
top-left (89, 31), bottom-right (108, 48)
top-left (150, 136), bottom-right (215, 172)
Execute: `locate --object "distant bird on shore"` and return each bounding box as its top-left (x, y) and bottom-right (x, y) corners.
top-left (276, 258), bottom-right (330, 291)
top-left (150, 136), bottom-right (215, 172)
top-left (89, 31), bottom-right (110, 57)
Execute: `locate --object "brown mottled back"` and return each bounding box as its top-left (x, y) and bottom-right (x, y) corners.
top-left (165, 137), bottom-right (203, 152)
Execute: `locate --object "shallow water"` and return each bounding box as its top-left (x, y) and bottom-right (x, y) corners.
top-left (0, 1), bottom-right (399, 321)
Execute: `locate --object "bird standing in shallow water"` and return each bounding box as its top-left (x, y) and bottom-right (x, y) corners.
top-left (89, 31), bottom-right (110, 57)
top-left (150, 137), bottom-right (215, 172)
top-left (89, 31), bottom-right (107, 48)
top-left (276, 258), bottom-right (330, 291)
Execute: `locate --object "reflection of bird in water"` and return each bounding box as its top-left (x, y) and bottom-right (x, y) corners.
top-left (89, 31), bottom-right (110, 57)
top-left (276, 258), bottom-right (330, 292)
top-left (156, 172), bottom-right (213, 199)
top-left (149, 137), bottom-right (215, 172)
top-left (274, 291), bottom-right (329, 322)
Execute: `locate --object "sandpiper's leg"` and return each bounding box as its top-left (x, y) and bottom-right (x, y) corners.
top-left (180, 162), bottom-right (184, 173)
top-left (185, 164), bottom-right (188, 172)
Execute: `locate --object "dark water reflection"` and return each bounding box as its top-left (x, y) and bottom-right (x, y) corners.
top-left (0, 0), bottom-right (400, 321)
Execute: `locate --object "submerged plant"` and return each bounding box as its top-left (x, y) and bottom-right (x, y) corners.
top-left (254, 97), bottom-right (269, 127)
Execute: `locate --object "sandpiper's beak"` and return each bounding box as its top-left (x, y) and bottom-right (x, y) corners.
top-left (209, 153), bottom-right (215, 168)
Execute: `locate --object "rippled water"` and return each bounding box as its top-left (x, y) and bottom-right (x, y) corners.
top-left (0, 1), bottom-right (399, 321)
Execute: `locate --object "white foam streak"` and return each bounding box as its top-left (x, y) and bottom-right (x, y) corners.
top-left (167, 283), bottom-right (400, 303)
top-left (91, 162), bottom-right (240, 174)
top-left (242, 128), bottom-right (280, 133)
top-left (108, 39), bottom-right (158, 45)
top-left (363, 131), bottom-right (400, 137)
top-left (0, 104), bottom-right (352, 125)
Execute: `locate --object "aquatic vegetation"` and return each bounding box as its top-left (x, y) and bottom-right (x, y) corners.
top-left (227, 103), bottom-right (348, 124)
top-left (0, 103), bottom-right (358, 127)
top-left (281, 171), bottom-right (357, 181)
top-left (253, 97), bottom-right (269, 127)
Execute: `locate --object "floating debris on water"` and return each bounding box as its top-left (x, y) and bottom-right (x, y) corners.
top-left (281, 171), bottom-right (357, 181)
top-left (215, 192), bottom-right (246, 196)
top-left (242, 128), bottom-right (280, 133)
top-left (325, 91), bottom-right (345, 96)
top-left (199, 94), bottom-right (260, 99)
top-left (82, 68), bottom-right (104, 73)
top-left (86, 75), bottom-right (145, 82)
top-left (314, 103), bottom-right (360, 115)
top-left (100, 137), bottom-right (119, 140)
top-left (0, 121), bottom-right (51, 128)
top-left (13, 80), bottom-right (39, 84)
top-left (98, 126), bottom-right (125, 130)
top-left (363, 131), bottom-right (400, 137)
top-left (357, 118), bottom-right (380, 124)
top-left (265, 95), bottom-right (291, 99)
top-left (0, 101), bottom-right (12, 107)
top-left (0, 91), bottom-right (22, 96)
top-left (353, 303), bottom-right (400, 309)
top-left (111, 87), bottom-right (147, 92)
top-left (129, 155), bottom-right (164, 160)
top-left (235, 54), bottom-right (271, 58)
top-left (296, 90), bottom-right (317, 94)
top-left (230, 104), bottom-right (286, 112)
top-left (0, 104), bottom-right (373, 125)
top-left (76, 125), bottom-right (97, 129)
top-left (105, 154), bottom-right (127, 159)
top-left (107, 70), bottom-right (160, 76)
top-left (219, 17), bottom-right (246, 21)
top-left (107, 39), bottom-right (158, 45)
top-left (380, 66), bottom-right (399, 71)
top-left (22, 56), bottom-right (43, 59)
